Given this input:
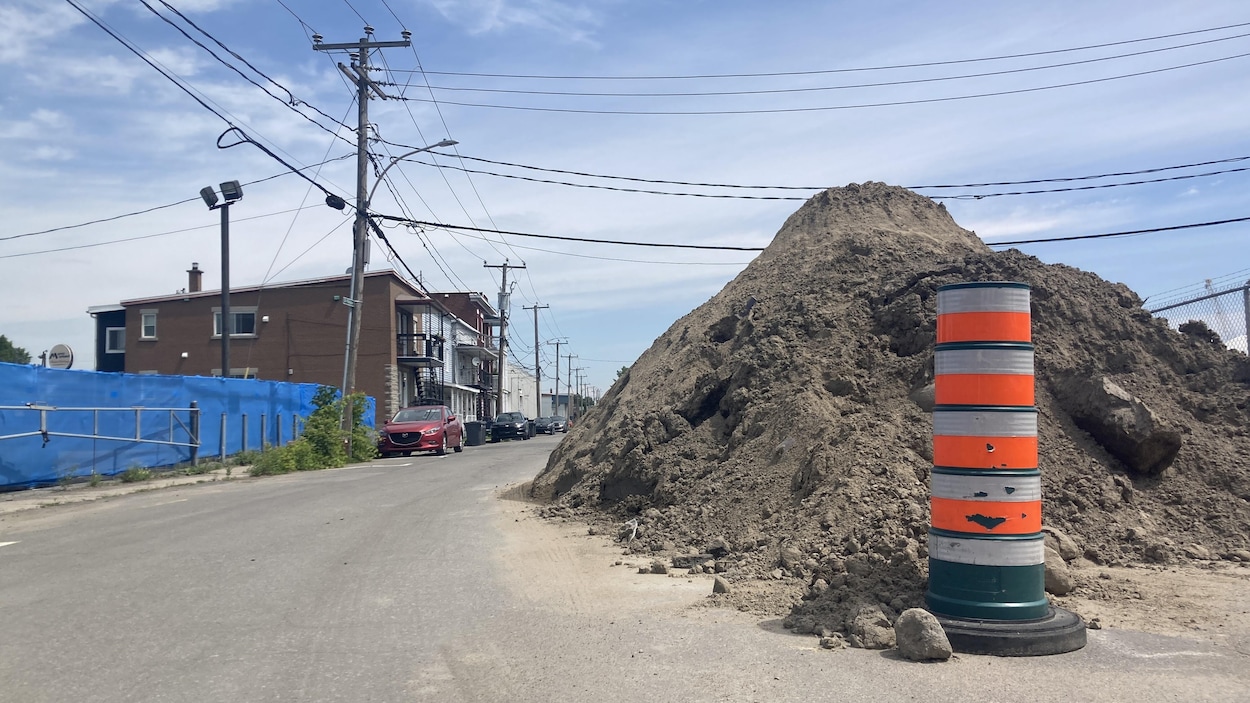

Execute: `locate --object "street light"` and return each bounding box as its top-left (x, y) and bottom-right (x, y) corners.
top-left (340, 138), bottom-right (458, 402)
top-left (201, 180), bottom-right (243, 379)
top-left (365, 139), bottom-right (458, 206)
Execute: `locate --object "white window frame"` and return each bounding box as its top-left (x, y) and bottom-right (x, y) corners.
top-left (140, 310), bottom-right (158, 340)
top-left (105, 327), bottom-right (125, 354)
top-left (212, 307), bottom-right (258, 338)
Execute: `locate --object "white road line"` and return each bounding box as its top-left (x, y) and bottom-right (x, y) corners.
top-left (143, 499), bottom-right (188, 508)
top-left (0, 541), bottom-right (18, 548)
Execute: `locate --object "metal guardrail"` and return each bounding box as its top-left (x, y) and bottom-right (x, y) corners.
top-left (0, 402), bottom-right (200, 457)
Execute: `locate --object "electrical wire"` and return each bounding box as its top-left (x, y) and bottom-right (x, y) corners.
top-left (1, 154), bottom-right (353, 243)
top-left (391, 153), bottom-right (1250, 202)
top-left (401, 21), bottom-right (1250, 80)
top-left (390, 51), bottom-right (1250, 115)
top-left (394, 147), bottom-right (1250, 193)
top-left (987, 216), bottom-right (1250, 246)
top-left (441, 229), bottom-right (754, 265)
top-left (398, 31), bottom-right (1250, 99)
top-left (0, 205), bottom-right (330, 260)
top-left (375, 215), bottom-right (766, 251)
top-left (150, 0), bottom-right (355, 142)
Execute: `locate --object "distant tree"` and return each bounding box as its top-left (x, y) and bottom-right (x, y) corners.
top-left (616, 365), bottom-right (630, 380)
top-left (0, 335), bottom-right (31, 364)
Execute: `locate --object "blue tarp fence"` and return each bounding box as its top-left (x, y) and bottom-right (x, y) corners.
top-left (0, 362), bottom-right (374, 490)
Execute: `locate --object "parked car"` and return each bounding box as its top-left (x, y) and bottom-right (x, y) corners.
top-left (490, 411), bottom-right (532, 441)
top-left (377, 405), bottom-right (463, 456)
top-left (534, 416), bottom-right (556, 434)
top-left (550, 415), bottom-right (568, 433)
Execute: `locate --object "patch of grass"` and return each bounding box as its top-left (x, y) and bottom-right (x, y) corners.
top-left (118, 467), bottom-right (153, 483)
top-left (88, 471), bottom-right (102, 488)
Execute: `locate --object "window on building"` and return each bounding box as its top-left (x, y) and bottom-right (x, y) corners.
top-left (140, 311), bottom-right (157, 339)
top-left (212, 308), bottom-right (258, 338)
top-left (105, 327), bottom-right (125, 353)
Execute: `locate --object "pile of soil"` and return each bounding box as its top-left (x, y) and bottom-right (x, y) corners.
top-left (530, 182), bottom-right (1250, 639)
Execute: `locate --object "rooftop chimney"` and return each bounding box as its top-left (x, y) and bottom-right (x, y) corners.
top-left (187, 263), bottom-right (203, 293)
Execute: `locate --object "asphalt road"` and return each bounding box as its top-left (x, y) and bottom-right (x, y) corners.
top-left (1, 434), bottom-right (1247, 702)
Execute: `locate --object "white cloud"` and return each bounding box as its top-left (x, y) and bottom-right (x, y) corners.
top-left (421, 0), bottom-right (606, 43)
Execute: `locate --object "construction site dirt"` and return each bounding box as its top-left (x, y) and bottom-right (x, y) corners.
top-left (529, 182), bottom-right (1250, 651)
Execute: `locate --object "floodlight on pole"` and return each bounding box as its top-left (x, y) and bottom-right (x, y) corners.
top-left (201, 181), bottom-right (244, 379)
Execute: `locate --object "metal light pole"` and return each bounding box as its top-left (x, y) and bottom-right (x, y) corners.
top-left (200, 181), bottom-right (243, 378)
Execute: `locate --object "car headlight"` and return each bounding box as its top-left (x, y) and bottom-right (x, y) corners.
top-left (421, 428), bottom-right (439, 436)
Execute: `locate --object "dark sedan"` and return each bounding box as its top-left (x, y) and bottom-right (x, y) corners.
top-left (490, 411), bottom-right (532, 441)
top-left (535, 416), bottom-right (567, 434)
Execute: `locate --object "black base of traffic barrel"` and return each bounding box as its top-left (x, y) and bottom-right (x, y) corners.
top-left (935, 606), bottom-right (1087, 656)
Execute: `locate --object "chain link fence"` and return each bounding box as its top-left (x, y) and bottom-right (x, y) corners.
top-left (1147, 280), bottom-right (1250, 354)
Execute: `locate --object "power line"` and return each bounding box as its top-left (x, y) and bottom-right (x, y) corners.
top-left (988, 216), bottom-right (1250, 246)
top-left (147, 0), bottom-right (354, 143)
top-left (376, 215), bottom-right (766, 251)
top-left (0, 205), bottom-right (331, 259)
top-left (390, 51), bottom-right (1250, 115)
top-left (390, 152), bottom-right (1250, 202)
top-left (1, 153), bottom-right (353, 243)
top-left (423, 149), bottom-right (1250, 193)
top-left (400, 21), bottom-right (1250, 80)
top-left (394, 31), bottom-right (1250, 99)
top-left (442, 229), bottom-right (754, 266)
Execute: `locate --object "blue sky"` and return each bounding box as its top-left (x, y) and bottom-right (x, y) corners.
top-left (2, 0), bottom-right (1248, 393)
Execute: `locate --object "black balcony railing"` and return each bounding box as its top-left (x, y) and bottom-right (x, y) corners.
top-left (397, 333), bottom-right (444, 364)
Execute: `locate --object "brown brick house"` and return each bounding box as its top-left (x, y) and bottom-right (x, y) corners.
top-left (88, 265), bottom-right (500, 425)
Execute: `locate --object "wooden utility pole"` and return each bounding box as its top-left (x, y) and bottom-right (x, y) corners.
top-left (313, 27), bottom-right (409, 429)
top-left (523, 304), bottom-right (548, 417)
top-left (564, 353), bottom-right (576, 422)
top-left (546, 339), bottom-right (566, 416)
top-left (485, 261), bottom-right (525, 414)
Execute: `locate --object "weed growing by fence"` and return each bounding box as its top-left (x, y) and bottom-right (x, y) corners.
top-left (249, 387), bottom-right (375, 476)
top-left (119, 467), bottom-right (152, 483)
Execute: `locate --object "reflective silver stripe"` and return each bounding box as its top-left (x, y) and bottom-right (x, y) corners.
top-left (929, 533), bottom-right (1046, 567)
top-left (935, 347), bottom-right (1034, 375)
top-left (932, 409), bottom-right (1036, 436)
top-left (931, 473), bottom-right (1042, 502)
top-left (937, 287), bottom-right (1031, 315)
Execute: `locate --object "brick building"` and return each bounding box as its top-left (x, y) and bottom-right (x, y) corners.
top-left (88, 265), bottom-right (500, 425)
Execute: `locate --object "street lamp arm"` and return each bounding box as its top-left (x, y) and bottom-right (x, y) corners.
top-left (365, 139), bottom-right (457, 207)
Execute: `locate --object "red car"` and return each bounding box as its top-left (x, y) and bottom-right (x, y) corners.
top-left (377, 405), bottom-right (464, 456)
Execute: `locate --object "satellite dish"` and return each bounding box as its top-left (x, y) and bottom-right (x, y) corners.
top-left (471, 356), bottom-right (482, 368)
top-left (48, 344), bottom-right (74, 370)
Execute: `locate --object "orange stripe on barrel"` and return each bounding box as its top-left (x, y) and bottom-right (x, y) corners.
top-left (934, 374), bottom-right (1035, 406)
top-left (937, 311), bottom-right (1031, 343)
top-left (930, 497), bottom-right (1042, 535)
top-left (932, 435), bottom-right (1038, 469)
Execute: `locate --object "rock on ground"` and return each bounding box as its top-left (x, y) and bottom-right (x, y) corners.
top-left (894, 608), bottom-right (952, 661)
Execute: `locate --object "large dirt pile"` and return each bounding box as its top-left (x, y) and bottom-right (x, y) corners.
top-left (530, 182), bottom-right (1250, 637)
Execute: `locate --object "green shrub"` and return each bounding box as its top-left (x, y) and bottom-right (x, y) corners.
top-left (119, 467), bottom-right (152, 483)
top-left (247, 386), bottom-right (376, 478)
top-left (232, 449), bottom-right (262, 466)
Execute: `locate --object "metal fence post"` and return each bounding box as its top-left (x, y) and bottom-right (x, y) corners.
top-left (276, 412), bottom-right (282, 447)
top-left (190, 402), bottom-right (200, 466)
top-left (220, 413), bottom-right (227, 461)
top-left (260, 413), bottom-right (267, 450)
top-left (241, 413), bottom-right (249, 453)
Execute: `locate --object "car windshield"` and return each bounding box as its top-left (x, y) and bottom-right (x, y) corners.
top-left (494, 413), bottom-right (523, 422)
top-left (393, 408), bottom-right (440, 423)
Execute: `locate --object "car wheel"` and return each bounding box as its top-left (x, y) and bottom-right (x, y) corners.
top-left (436, 433), bottom-right (448, 455)
top-left (403, 451), bottom-right (413, 457)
